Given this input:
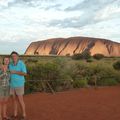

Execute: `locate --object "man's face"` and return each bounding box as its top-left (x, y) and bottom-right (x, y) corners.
top-left (11, 53), bottom-right (19, 62)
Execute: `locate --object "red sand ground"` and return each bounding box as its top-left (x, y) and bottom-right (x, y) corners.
top-left (8, 86), bottom-right (120, 120)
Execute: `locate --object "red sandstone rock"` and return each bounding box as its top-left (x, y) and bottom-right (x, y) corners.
top-left (25, 37), bottom-right (120, 56)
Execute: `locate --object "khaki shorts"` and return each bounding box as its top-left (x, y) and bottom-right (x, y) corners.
top-left (0, 86), bottom-right (10, 98)
top-left (10, 87), bottom-right (24, 96)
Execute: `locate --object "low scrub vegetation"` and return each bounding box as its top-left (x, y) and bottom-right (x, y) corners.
top-left (24, 56), bottom-right (120, 94)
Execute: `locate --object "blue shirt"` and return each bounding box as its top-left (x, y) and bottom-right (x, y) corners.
top-left (9, 60), bottom-right (27, 88)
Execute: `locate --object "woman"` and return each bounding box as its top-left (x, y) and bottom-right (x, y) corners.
top-left (0, 57), bottom-right (10, 120)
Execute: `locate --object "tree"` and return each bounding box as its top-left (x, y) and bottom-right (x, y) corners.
top-left (72, 51), bottom-right (91, 60)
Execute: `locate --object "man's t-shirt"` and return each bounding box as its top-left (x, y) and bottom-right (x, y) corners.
top-left (9, 60), bottom-right (27, 88)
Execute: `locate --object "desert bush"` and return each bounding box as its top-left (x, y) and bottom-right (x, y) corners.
top-left (97, 78), bottom-right (118, 86)
top-left (86, 58), bottom-right (93, 62)
top-left (82, 51), bottom-right (91, 59)
top-left (26, 60), bottom-right (73, 93)
top-left (26, 62), bottom-right (60, 80)
top-left (71, 63), bottom-right (89, 80)
top-left (25, 58), bottom-right (38, 63)
top-left (25, 56), bottom-right (120, 94)
top-left (113, 60), bottom-right (120, 70)
top-left (73, 79), bottom-right (88, 88)
top-left (25, 81), bottom-right (43, 94)
top-left (87, 64), bottom-right (120, 86)
top-left (93, 54), bottom-right (104, 60)
top-left (72, 53), bottom-right (83, 60)
top-left (72, 51), bottom-right (91, 60)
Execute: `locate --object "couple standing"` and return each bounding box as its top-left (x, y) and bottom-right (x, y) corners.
top-left (0, 51), bottom-right (27, 120)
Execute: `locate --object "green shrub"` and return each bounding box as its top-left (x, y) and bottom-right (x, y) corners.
top-left (25, 58), bottom-right (38, 63)
top-left (25, 81), bottom-right (43, 94)
top-left (86, 58), bottom-right (93, 62)
top-left (71, 63), bottom-right (89, 80)
top-left (97, 78), bottom-right (118, 86)
top-left (72, 51), bottom-right (91, 60)
top-left (73, 79), bottom-right (88, 88)
top-left (113, 60), bottom-right (120, 70)
top-left (82, 51), bottom-right (91, 59)
top-left (93, 54), bottom-right (104, 60)
top-left (26, 61), bottom-right (73, 93)
top-left (72, 53), bottom-right (83, 60)
top-left (87, 64), bottom-right (120, 86)
top-left (25, 56), bottom-right (120, 94)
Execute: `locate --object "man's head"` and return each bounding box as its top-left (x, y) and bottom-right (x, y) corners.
top-left (10, 51), bottom-right (19, 63)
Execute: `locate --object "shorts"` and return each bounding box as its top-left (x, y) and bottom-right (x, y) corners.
top-left (0, 86), bottom-right (10, 98)
top-left (10, 87), bottom-right (24, 96)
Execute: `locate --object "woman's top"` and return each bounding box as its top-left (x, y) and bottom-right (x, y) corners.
top-left (0, 69), bottom-right (10, 87)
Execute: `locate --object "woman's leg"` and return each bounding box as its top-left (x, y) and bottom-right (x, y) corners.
top-left (0, 98), bottom-right (3, 120)
top-left (2, 97), bottom-right (9, 118)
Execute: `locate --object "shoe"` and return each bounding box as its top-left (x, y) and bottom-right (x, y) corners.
top-left (20, 116), bottom-right (27, 120)
top-left (10, 116), bottom-right (18, 120)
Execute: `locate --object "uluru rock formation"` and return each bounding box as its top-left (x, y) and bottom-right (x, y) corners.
top-left (25, 36), bottom-right (120, 56)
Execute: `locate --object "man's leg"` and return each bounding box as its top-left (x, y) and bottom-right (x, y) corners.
top-left (10, 88), bottom-right (18, 117)
top-left (17, 95), bottom-right (26, 117)
top-left (12, 95), bottom-right (18, 117)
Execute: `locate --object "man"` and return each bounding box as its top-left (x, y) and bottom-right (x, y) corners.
top-left (9, 51), bottom-right (27, 120)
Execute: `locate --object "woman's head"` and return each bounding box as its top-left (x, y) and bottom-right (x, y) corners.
top-left (3, 56), bottom-right (10, 65)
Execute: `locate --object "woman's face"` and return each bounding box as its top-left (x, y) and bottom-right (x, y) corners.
top-left (4, 57), bottom-right (10, 65)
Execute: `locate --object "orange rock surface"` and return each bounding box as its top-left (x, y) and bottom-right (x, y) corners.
top-left (25, 37), bottom-right (120, 56)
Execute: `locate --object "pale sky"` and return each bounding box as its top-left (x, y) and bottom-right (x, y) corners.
top-left (0, 0), bottom-right (120, 54)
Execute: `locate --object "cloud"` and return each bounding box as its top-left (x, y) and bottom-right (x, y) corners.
top-left (48, 0), bottom-right (120, 29)
top-left (95, 1), bottom-right (120, 21)
top-left (0, 0), bottom-right (58, 9)
top-left (0, 0), bottom-right (120, 54)
top-left (65, 0), bottom-right (115, 11)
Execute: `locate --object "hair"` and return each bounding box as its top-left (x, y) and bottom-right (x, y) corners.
top-left (2, 56), bottom-right (10, 65)
top-left (10, 51), bottom-right (19, 56)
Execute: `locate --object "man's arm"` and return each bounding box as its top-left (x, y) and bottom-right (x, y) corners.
top-left (10, 70), bottom-right (27, 76)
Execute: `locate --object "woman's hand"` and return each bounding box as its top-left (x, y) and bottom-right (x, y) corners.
top-left (10, 70), bottom-right (17, 74)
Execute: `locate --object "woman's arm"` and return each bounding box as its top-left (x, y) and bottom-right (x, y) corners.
top-left (0, 65), bottom-right (4, 79)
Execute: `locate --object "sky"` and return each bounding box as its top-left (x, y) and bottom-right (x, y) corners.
top-left (0, 0), bottom-right (120, 54)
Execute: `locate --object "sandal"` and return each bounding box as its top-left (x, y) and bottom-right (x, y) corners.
top-left (10, 116), bottom-right (18, 120)
top-left (20, 116), bottom-right (27, 120)
top-left (3, 117), bottom-right (10, 120)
